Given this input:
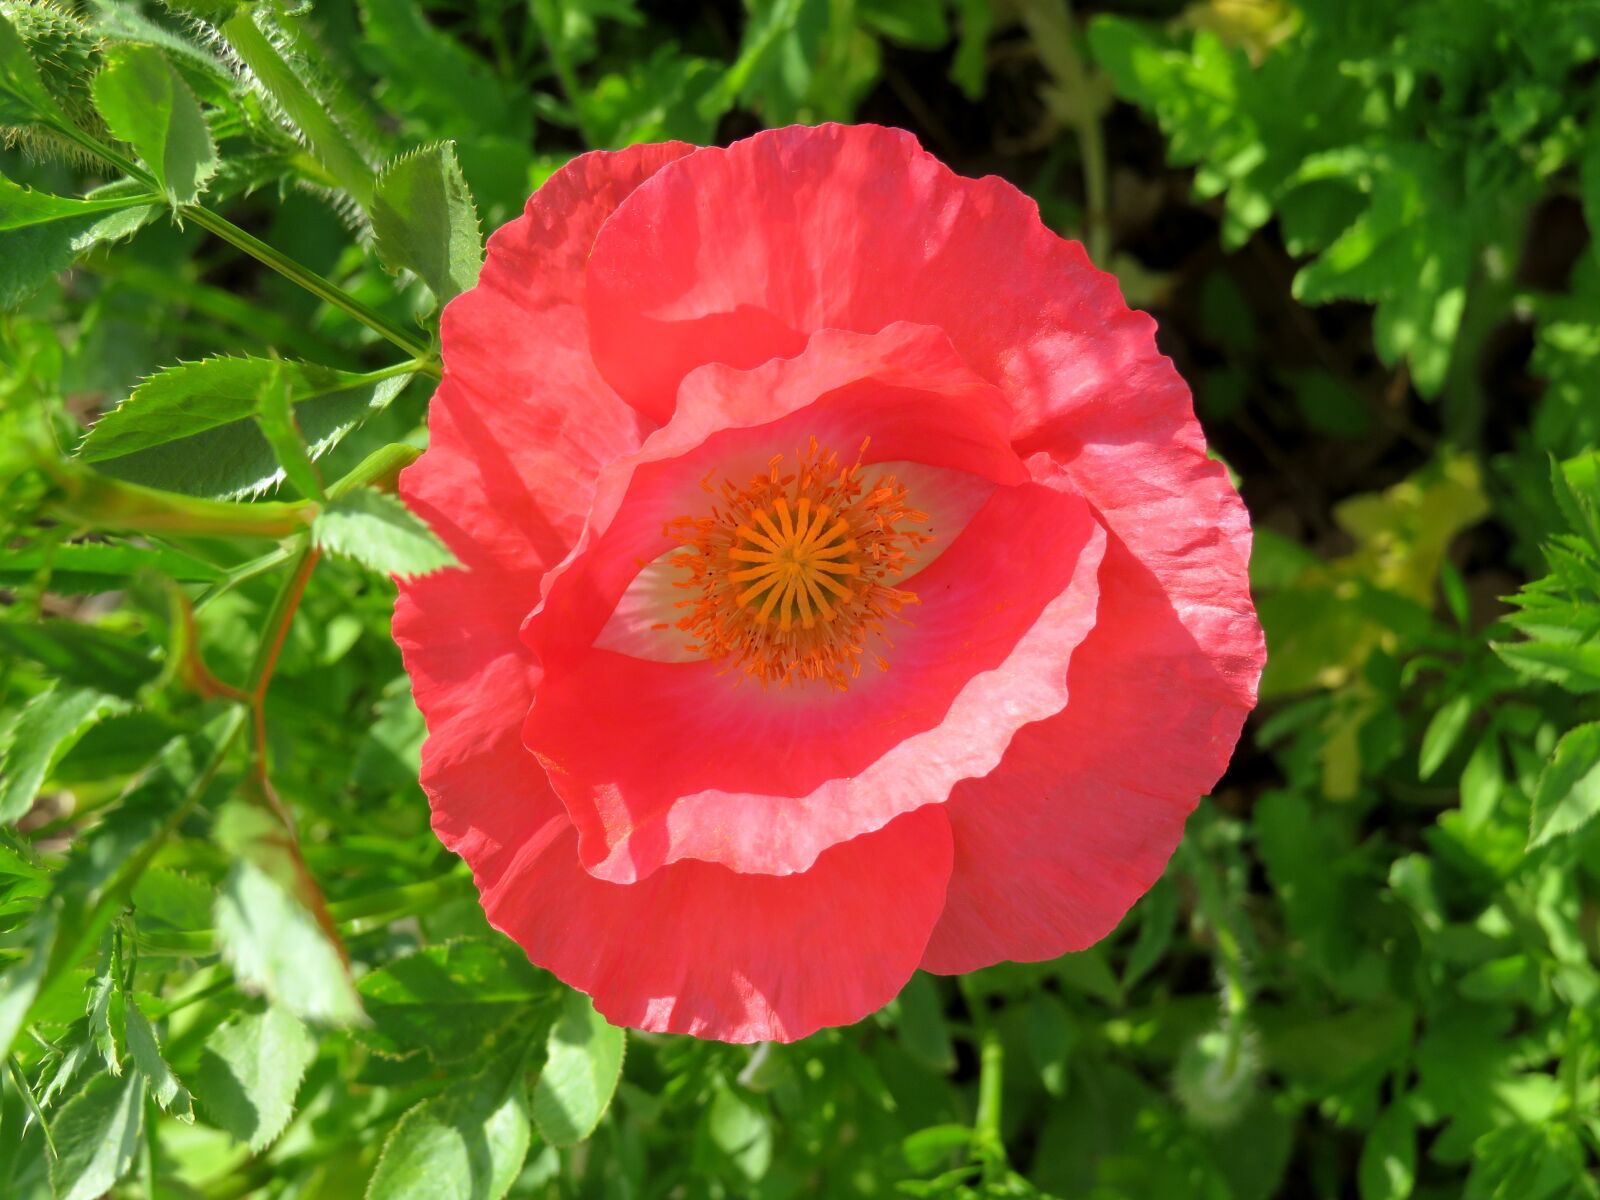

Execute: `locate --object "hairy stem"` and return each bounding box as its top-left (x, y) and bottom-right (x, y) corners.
top-left (44, 118), bottom-right (432, 361)
top-left (179, 205), bottom-right (430, 359)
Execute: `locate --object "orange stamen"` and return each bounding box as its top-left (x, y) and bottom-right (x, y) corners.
top-left (662, 439), bottom-right (933, 690)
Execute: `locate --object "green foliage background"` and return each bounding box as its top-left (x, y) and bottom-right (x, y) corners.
top-left (2, 1), bottom-right (1599, 1196)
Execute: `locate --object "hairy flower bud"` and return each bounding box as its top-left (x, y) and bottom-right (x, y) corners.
top-left (0, 0), bottom-right (107, 163)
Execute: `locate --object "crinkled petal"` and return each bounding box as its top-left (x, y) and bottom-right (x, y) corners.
top-left (404, 141), bottom-right (692, 579)
top-left (919, 528), bottom-right (1263, 973)
top-left (398, 484), bottom-right (954, 1044)
top-left (525, 471), bottom-right (1103, 883)
top-left (519, 326), bottom-right (1103, 883)
top-left (581, 122), bottom-right (1264, 948)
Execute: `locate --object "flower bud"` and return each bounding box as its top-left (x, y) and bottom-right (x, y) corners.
top-left (1173, 1025), bottom-right (1261, 1128)
top-left (0, 0), bottom-right (107, 163)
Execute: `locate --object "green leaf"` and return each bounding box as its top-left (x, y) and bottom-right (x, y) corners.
top-left (0, 906), bottom-right (60, 1068)
top-left (370, 141), bottom-right (483, 305)
top-left (90, 44), bottom-right (218, 205)
top-left (0, 685), bottom-right (127, 825)
top-left (1358, 1101), bottom-right (1416, 1200)
top-left (366, 1055), bottom-right (531, 1200)
top-left (357, 939), bottom-right (546, 1062)
top-left (253, 359), bottom-right (327, 501)
top-left (195, 1005), bottom-right (316, 1151)
top-left (0, 176), bottom-right (157, 310)
top-left (0, 542), bottom-right (223, 593)
top-left (1123, 875), bottom-right (1179, 988)
top-left (80, 357), bottom-right (414, 499)
top-left (0, 176), bottom-right (157, 232)
top-left (859, 0), bottom-right (948, 48)
top-left (1529, 722), bottom-right (1600, 849)
top-left (216, 8), bottom-right (374, 208)
top-left (84, 929), bottom-right (122, 1074)
top-left (893, 973), bottom-right (954, 1071)
top-left (123, 997), bottom-right (194, 1122)
top-left (1583, 129), bottom-right (1600, 270)
top-left (0, 621), bottom-right (158, 699)
top-left (1418, 694), bottom-right (1472, 781)
top-left (902, 1123), bottom-right (973, 1173)
top-left (312, 487), bottom-right (457, 579)
top-left (529, 990), bottom-right (625, 1147)
top-left (0, 11), bottom-right (65, 125)
top-left (48, 1072), bottom-right (144, 1200)
top-left (132, 867), bottom-right (214, 930)
top-left (213, 800), bottom-right (365, 1026)
top-left (1026, 992), bottom-right (1078, 1098)
top-left (949, 0), bottom-right (993, 99)
top-left (705, 1079), bottom-right (772, 1183)
top-left (0, 718), bottom-right (236, 1062)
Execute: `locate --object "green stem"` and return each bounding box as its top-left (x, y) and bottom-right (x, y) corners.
top-left (47, 461), bottom-right (314, 538)
top-left (328, 873), bottom-right (468, 934)
top-left (179, 205), bottom-right (430, 359)
top-left (245, 543), bottom-right (319, 699)
top-left (327, 441), bottom-right (424, 500)
top-left (959, 977), bottom-right (1009, 1183)
top-left (134, 873), bottom-right (469, 957)
top-left (44, 117), bottom-right (432, 361)
top-left (192, 545), bottom-right (297, 614)
top-left (1020, 0), bottom-right (1111, 265)
top-left (974, 1025), bottom-right (1005, 1175)
top-left (1181, 823), bottom-right (1252, 1073)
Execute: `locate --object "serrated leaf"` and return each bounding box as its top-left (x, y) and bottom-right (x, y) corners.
top-left (370, 141), bottom-right (483, 305)
top-left (38, 1025), bottom-right (94, 1110)
top-left (366, 1055), bottom-right (531, 1200)
top-left (90, 44), bottom-right (218, 205)
top-left (215, 7), bottom-right (374, 207)
top-left (357, 939), bottom-right (545, 1062)
top-left (0, 903), bottom-right (59, 1066)
top-left (0, 685), bottom-right (127, 824)
top-left (530, 990), bottom-right (625, 1147)
top-left (84, 928), bottom-right (122, 1075)
top-left (48, 1071), bottom-right (144, 1200)
top-left (4, 1052), bottom-right (53, 1155)
top-left (313, 488), bottom-right (456, 579)
top-left (195, 1005), bottom-right (315, 1151)
top-left (0, 176), bottom-right (157, 310)
top-left (124, 998), bottom-right (194, 1122)
top-left (214, 800), bottom-right (365, 1026)
top-left (81, 357), bottom-right (413, 499)
top-left (253, 358), bottom-right (327, 501)
top-left (1529, 723), bottom-right (1600, 849)
top-left (0, 176), bottom-right (157, 233)
top-left (0, 719), bottom-right (234, 1062)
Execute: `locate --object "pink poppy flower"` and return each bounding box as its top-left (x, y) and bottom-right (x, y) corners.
top-left (393, 124), bottom-right (1264, 1043)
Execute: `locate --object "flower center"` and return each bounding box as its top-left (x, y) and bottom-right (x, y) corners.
top-left (665, 439), bottom-right (932, 690)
